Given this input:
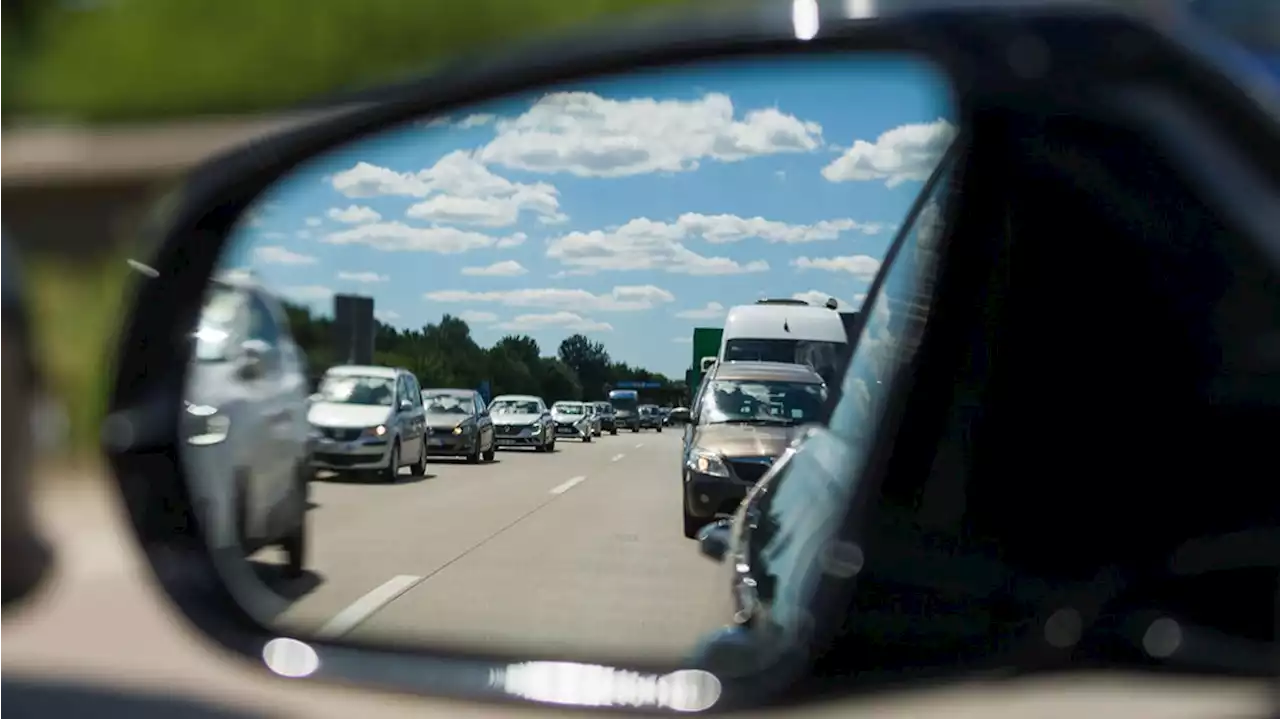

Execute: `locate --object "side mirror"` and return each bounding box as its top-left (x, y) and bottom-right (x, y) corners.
top-left (399, 398), bottom-right (414, 412)
top-left (236, 339), bottom-right (271, 380)
top-left (696, 519), bottom-right (733, 563)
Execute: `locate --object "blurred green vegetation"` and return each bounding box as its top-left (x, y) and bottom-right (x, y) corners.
top-left (15, 0), bottom-right (692, 122)
top-left (12, 0), bottom-right (693, 457)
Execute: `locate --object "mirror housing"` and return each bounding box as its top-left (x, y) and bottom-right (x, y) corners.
top-left (696, 519), bottom-right (732, 563)
top-left (399, 398), bottom-right (414, 412)
top-left (235, 339), bottom-right (271, 380)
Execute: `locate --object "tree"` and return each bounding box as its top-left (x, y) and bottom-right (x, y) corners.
top-left (558, 334), bottom-right (611, 399)
top-left (539, 358), bottom-right (582, 401)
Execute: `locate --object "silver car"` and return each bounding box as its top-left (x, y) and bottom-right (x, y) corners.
top-left (307, 366), bottom-right (429, 482)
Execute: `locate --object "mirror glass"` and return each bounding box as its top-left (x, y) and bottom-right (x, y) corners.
top-left (183, 53), bottom-right (956, 666)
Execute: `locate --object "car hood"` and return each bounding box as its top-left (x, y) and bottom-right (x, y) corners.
top-left (308, 402), bottom-right (392, 429)
top-left (552, 412), bottom-right (587, 422)
top-left (490, 413), bottom-right (543, 425)
top-left (425, 414), bottom-right (473, 430)
top-left (691, 423), bottom-right (802, 458)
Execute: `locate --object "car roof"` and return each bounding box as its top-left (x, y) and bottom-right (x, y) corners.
top-left (325, 365), bottom-right (401, 379)
top-left (492, 394), bottom-right (542, 402)
top-left (711, 360), bottom-right (825, 383)
top-left (422, 388), bottom-right (475, 396)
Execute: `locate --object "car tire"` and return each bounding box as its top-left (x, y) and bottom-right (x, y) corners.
top-left (466, 440), bottom-right (481, 464)
top-left (281, 462), bottom-right (308, 578)
top-left (482, 441), bottom-right (496, 463)
top-left (610, 427), bottom-right (618, 435)
top-left (632, 426), bottom-right (640, 433)
top-left (382, 443), bottom-right (400, 483)
top-left (548, 436), bottom-right (557, 452)
top-left (584, 432), bottom-right (592, 443)
top-left (657, 426), bottom-right (663, 433)
top-left (410, 439), bottom-right (428, 476)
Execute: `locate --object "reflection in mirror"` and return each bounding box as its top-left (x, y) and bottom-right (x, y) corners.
top-left (182, 53), bottom-right (956, 670)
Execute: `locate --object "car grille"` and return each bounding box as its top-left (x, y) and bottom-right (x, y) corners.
top-left (319, 427), bottom-right (362, 442)
top-left (496, 424), bottom-right (525, 436)
top-left (728, 458), bottom-right (773, 484)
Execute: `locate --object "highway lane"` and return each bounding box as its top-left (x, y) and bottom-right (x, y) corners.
top-left (257, 427), bottom-right (732, 666)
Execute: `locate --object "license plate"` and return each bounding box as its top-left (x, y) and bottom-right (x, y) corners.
top-left (557, 427), bottom-right (574, 434)
top-left (429, 438), bottom-right (444, 446)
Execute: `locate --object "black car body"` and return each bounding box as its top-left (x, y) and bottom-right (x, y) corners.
top-left (421, 389), bottom-right (496, 463)
top-left (592, 401), bottom-right (617, 433)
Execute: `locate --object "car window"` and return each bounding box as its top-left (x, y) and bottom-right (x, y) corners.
top-left (746, 164), bottom-right (953, 630)
top-left (245, 293), bottom-right (280, 347)
top-left (193, 286), bottom-right (245, 362)
top-left (318, 375), bottom-right (396, 406)
top-left (701, 379), bottom-right (826, 425)
top-left (475, 395), bottom-right (487, 416)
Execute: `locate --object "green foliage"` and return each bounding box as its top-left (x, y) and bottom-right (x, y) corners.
top-left (11, 0), bottom-right (692, 122)
top-left (287, 303), bottom-right (687, 404)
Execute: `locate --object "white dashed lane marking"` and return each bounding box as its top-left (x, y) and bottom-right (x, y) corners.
top-left (549, 476), bottom-right (587, 495)
top-left (316, 574), bottom-right (423, 639)
top-left (611, 453), bottom-right (625, 462)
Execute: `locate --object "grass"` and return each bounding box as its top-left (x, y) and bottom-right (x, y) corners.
top-left (26, 253), bottom-right (135, 457)
top-left (13, 0), bottom-right (693, 123)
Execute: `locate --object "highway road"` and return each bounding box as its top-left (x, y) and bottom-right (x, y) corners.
top-left (254, 427), bottom-right (732, 665)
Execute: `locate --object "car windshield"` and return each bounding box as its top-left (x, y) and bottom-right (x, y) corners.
top-left (723, 338), bottom-right (846, 384)
top-left (193, 286), bottom-right (243, 362)
top-left (491, 399), bottom-right (541, 415)
top-left (423, 393), bottom-right (473, 414)
top-left (555, 404), bottom-right (584, 415)
top-left (702, 379), bottom-right (826, 425)
top-left (611, 396), bottom-right (638, 412)
top-left (318, 375), bottom-right (396, 406)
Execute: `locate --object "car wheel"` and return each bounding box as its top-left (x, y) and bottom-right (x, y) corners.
top-left (632, 426), bottom-right (640, 433)
top-left (657, 425), bottom-right (663, 433)
top-left (382, 443), bottom-right (400, 483)
top-left (584, 432), bottom-right (592, 443)
top-left (410, 438), bottom-right (428, 476)
top-left (548, 436), bottom-right (557, 452)
top-left (466, 439), bottom-right (481, 464)
top-left (483, 441), bottom-right (496, 463)
top-left (280, 462), bottom-right (309, 578)
top-left (610, 428), bottom-right (618, 435)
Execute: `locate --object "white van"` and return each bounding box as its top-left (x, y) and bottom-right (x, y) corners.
top-left (717, 298), bottom-right (849, 384)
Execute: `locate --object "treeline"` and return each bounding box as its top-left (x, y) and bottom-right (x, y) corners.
top-left (283, 303), bottom-right (688, 405)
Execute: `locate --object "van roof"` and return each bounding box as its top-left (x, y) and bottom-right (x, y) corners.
top-left (325, 365), bottom-right (400, 379)
top-left (712, 360), bottom-right (825, 383)
top-left (722, 303), bottom-right (848, 343)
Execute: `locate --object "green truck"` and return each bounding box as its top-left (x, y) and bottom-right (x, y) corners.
top-left (685, 326), bottom-right (723, 392)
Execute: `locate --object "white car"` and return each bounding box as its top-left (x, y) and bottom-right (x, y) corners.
top-left (307, 365), bottom-right (428, 482)
top-left (181, 274), bottom-right (311, 577)
top-left (489, 394), bottom-right (555, 451)
top-left (551, 401), bottom-right (594, 442)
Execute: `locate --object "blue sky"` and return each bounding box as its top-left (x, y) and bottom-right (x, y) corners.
top-left (227, 54), bottom-right (956, 377)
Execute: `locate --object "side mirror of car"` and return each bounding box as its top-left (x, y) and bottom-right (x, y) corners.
top-left (235, 339), bottom-right (272, 380)
top-left (399, 398), bottom-right (415, 412)
top-left (696, 519), bottom-right (732, 563)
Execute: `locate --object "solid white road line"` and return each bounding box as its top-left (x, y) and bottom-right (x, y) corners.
top-left (316, 574), bottom-right (423, 639)
top-left (635, 443), bottom-right (645, 448)
top-left (611, 453), bottom-right (626, 462)
top-left (549, 476), bottom-right (587, 495)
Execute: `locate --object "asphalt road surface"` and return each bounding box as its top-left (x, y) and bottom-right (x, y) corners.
top-left (256, 427), bottom-right (731, 665)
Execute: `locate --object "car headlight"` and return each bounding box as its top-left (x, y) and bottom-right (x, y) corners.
top-left (687, 450), bottom-right (730, 478)
top-left (185, 403), bottom-right (231, 446)
top-left (362, 424), bottom-right (388, 438)
top-left (532, 424), bottom-right (544, 434)
top-left (453, 423), bottom-right (473, 435)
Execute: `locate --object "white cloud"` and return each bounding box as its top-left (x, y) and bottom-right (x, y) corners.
top-left (458, 310), bottom-right (498, 324)
top-left (261, 231), bottom-right (288, 240)
top-left (456, 113), bottom-right (496, 129)
top-left (305, 217), bottom-right (323, 227)
top-left (331, 151), bottom-right (566, 227)
top-left (674, 213), bottom-right (884, 244)
top-left (792, 254), bottom-right (882, 282)
top-left (323, 222), bottom-right (524, 254)
top-left (337, 270), bottom-right (389, 283)
top-left (281, 285), bottom-right (334, 302)
top-left (675, 302), bottom-right (726, 319)
top-left (477, 91), bottom-right (823, 178)
top-left (424, 285), bottom-right (674, 313)
top-left (546, 218), bottom-right (769, 276)
top-left (496, 312), bottom-right (613, 332)
top-left (672, 336), bottom-right (692, 344)
top-left (253, 245), bottom-right (316, 265)
top-left (792, 290), bottom-right (852, 309)
top-left (822, 119), bottom-right (957, 187)
top-left (461, 260), bottom-right (528, 277)
top-left (295, 230), bottom-right (312, 240)
top-left (376, 310), bottom-right (400, 322)
top-left (853, 293), bottom-right (868, 303)
top-left (327, 205), bottom-right (382, 224)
